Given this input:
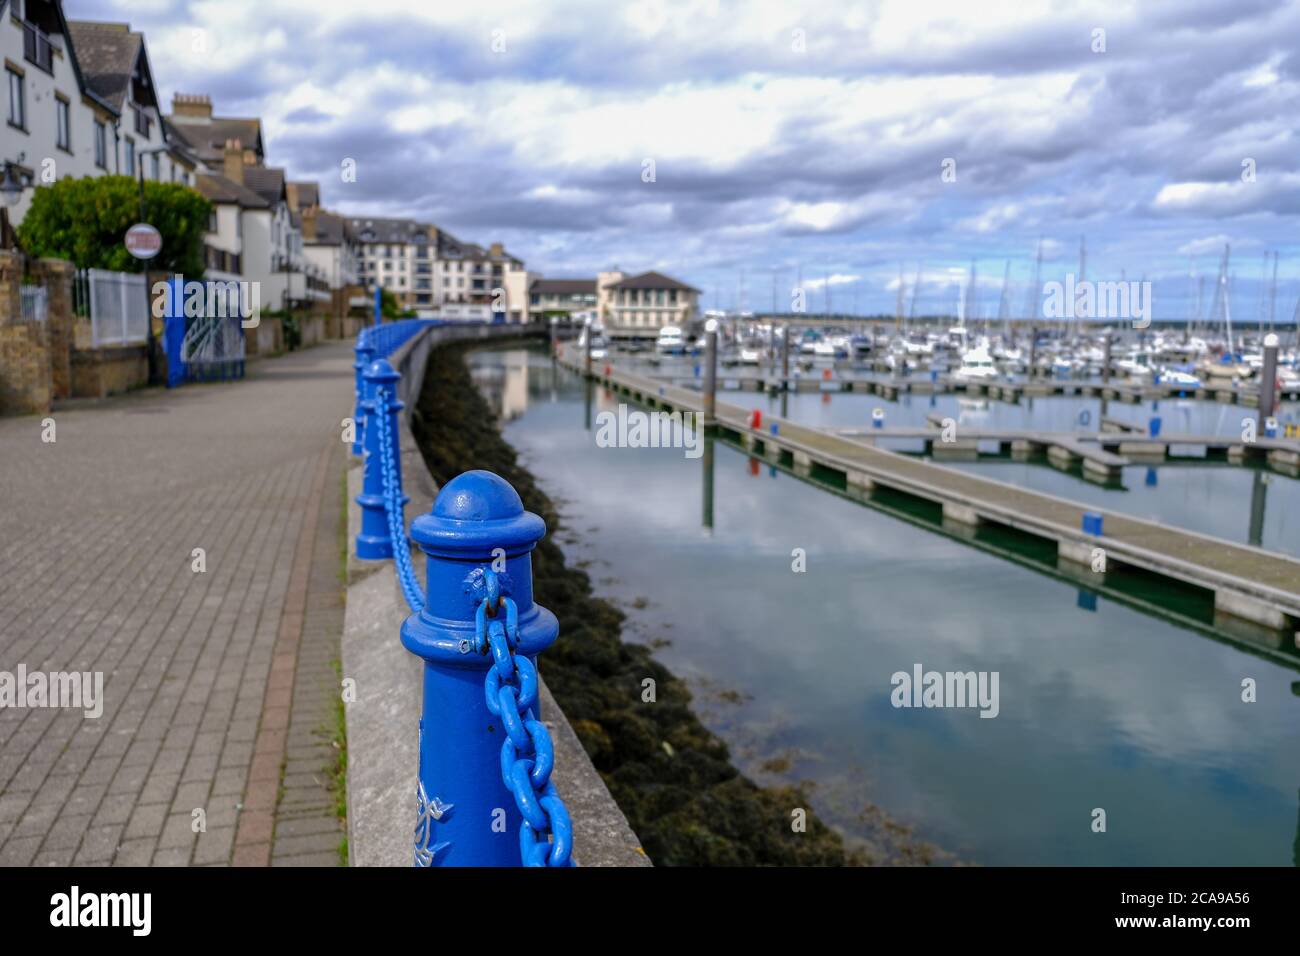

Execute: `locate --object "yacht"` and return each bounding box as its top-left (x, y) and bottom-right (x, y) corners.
top-left (1159, 368), bottom-right (1202, 389)
top-left (952, 346), bottom-right (999, 382)
top-left (656, 325), bottom-right (686, 355)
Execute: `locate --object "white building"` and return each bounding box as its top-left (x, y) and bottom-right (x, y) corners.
top-left (1, 1), bottom-right (194, 225)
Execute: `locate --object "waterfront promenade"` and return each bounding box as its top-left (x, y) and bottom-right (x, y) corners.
top-left (0, 342), bottom-right (355, 866)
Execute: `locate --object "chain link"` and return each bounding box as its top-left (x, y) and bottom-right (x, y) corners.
top-left (372, 386), bottom-right (425, 614)
top-left (374, 378), bottom-right (572, 866)
top-left (477, 570), bottom-right (574, 866)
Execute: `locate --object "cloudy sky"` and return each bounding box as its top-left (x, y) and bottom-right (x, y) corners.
top-left (73, 0), bottom-right (1300, 320)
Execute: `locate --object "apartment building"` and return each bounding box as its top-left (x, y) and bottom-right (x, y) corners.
top-left (436, 231), bottom-right (528, 322)
top-left (527, 270), bottom-right (699, 336)
top-left (602, 271), bottom-right (700, 338)
top-left (193, 167), bottom-right (265, 281)
top-left (347, 216), bottom-right (437, 313)
top-left (65, 20), bottom-right (194, 185)
top-left (1, 1), bottom-right (193, 224)
top-left (528, 279), bottom-right (598, 323)
top-left (163, 92), bottom-right (265, 173)
top-left (295, 194), bottom-right (363, 317)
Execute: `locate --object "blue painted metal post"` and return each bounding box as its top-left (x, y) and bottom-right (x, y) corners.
top-left (163, 275), bottom-right (186, 388)
top-left (351, 332), bottom-right (375, 457)
top-left (355, 359), bottom-right (406, 559)
top-left (373, 285), bottom-right (383, 326)
top-left (401, 471), bottom-right (560, 866)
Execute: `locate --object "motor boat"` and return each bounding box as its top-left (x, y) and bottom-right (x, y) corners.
top-left (738, 347), bottom-right (762, 365)
top-left (952, 346), bottom-right (999, 382)
top-left (1159, 368), bottom-right (1201, 389)
top-left (656, 325), bottom-right (686, 356)
top-left (1114, 350), bottom-right (1155, 379)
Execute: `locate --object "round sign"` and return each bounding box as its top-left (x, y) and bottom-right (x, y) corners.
top-left (124, 223), bottom-right (162, 259)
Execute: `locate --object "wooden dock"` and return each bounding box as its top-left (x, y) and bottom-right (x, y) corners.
top-left (655, 364), bottom-right (1300, 409)
top-left (562, 347), bottom-right (1300, 637)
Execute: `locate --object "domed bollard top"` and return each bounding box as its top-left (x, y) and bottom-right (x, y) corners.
top-left (400, 469), bottom-right (559, 866)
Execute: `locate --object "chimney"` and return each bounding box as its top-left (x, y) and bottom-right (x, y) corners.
top-left (489, 242), bottom-right (504, 257)
top-left (302, 208), bottom-right (318, 242)
top-left (172, 93), bottom-right (213, 121)
top-left (223, 139), bottom-right (244, 185)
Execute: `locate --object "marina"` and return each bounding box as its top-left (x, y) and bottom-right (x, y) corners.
top-left (559, 342), bottom-right (1300, 638)
top-left (475, 344), bottom-right (1300, 865)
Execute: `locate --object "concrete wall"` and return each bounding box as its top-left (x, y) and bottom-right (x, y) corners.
top-left (343, 324), bottom-right (649, 866)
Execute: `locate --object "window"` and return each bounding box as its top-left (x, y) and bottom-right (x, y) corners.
top-left (151, 153), bottom-right (160, 180)
top-left (94, 121), bottom-right (108, 168)
top-left (134, 105), bottom-right (151, 137)
top-left (56, 97), bottom-right (70, 150)
top-left (208, 211), bottom-right (217, 232)
top-left (7, 68), bottom-right (25, 130)
top-left (124, 138), bottom-right (135, 175)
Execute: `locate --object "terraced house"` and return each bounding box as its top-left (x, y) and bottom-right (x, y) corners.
top-left (1, 1), bottom-right (194, 226)
top-left (347, 216), bottom-right (529, 321)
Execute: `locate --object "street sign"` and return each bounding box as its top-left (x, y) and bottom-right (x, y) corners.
top-left (124, 223), bottom-right (162, 260)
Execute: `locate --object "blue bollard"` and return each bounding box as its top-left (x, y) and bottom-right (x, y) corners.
top-left (1082, 511), bottom-right (1104, 536)
top-left (401, 470), bottom-right (560, 866)
top-left (770, 423), bottom-right (779, 436)
top-left (352, 332), bottom-right (376, 456)
top-left (355, 359), bottom-right (407, 560)
top-left (1149, 416), bottom-right (1162, 438)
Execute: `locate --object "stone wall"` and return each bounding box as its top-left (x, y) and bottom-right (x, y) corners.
top-left (71, 344), bottom-right (150, 399)
top-left (0, 250), bottom-right (53, 416)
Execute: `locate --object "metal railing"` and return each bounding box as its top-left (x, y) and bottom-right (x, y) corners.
top-left (350, 329), bottom-right (574, 866)
top-left (19, 284), bottom-right (47, 322)
top-left (74, 268), bottom-right (149, 347)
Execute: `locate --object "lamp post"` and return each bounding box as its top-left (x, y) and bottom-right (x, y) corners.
top-left (136, 146), bottom-right (169, 386)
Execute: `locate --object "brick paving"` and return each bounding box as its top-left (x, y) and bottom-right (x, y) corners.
top-left (0, 342), bottom-right (355, 866)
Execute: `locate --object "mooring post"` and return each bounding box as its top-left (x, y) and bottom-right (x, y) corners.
top-left (703, 317), bottom-right (718, 427)
top-left (584, 316), bottom-right (593, 378)
top-left (355, 359), bottom-right (406, 560)
top-left (1102, 330), bottom-right (1112, 384)
top-left (1028, 325), bottom-right (1037, 379)
top-left (1259, 333), bottom-right (1279, 431)
top-left (401, 470), bottom-right (561, 866)
top-left (781, 323), bottom-right (791, 391)
top-left (352, 331), bottom-right (376, 457)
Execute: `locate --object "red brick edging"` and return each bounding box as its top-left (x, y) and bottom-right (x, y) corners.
top-left (232, 443), bottom-right (333, 865)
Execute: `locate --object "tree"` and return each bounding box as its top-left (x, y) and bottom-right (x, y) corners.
top-left (16, 175), bottom-right (211, 275)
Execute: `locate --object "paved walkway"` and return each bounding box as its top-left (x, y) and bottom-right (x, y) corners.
top-left (0, 341), bottom-right (355, 866)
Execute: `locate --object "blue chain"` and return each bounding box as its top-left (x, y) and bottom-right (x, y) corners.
top-left (477, 570), bottom-right (574, 866)
top-left (372, 386), bottom-right (425, 613)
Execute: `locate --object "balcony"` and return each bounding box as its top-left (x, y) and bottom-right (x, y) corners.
top-left (22, 21), bottom-right (54, 75)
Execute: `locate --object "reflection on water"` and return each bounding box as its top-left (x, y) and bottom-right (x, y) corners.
top-left (470, 346), bottom-right (1300, 865)
top-left (710, 386), bottom-right (1300, 558)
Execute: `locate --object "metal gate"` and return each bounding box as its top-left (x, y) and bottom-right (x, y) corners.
top-left (160, 277), bottom-right (246, 386)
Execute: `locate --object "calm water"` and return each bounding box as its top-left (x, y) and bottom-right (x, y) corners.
top-left (687, 385), bottom-right (1300, 556)
top-left (471, 346), bottom-right (1300, 866)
